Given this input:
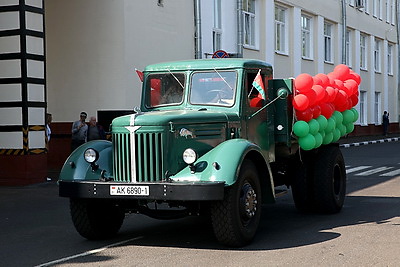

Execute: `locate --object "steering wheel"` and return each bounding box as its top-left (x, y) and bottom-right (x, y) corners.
top-left (206, 89), bottom-right (230, 103)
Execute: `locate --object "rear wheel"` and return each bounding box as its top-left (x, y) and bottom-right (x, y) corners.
top-left (70, 199), bottom-right (125, 240)
top-left (211, 159), bottom-right (262, 247)
top-left (291, 152), bottom-right (315, 212)
top-left (313, 146), bottom-right (346, 213)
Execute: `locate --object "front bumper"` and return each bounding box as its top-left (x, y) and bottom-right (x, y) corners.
top-left (59, 180), bottom-right (225, 201)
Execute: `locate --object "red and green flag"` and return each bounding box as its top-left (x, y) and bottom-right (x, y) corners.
top-left (252, 70), bottom-right (266, 100)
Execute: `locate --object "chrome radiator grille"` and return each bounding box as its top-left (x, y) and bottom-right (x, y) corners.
top-left (112, 132), bottom-right (164, 182)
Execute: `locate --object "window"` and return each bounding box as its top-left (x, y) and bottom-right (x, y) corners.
top-left (275, 6), bottom-right (288, 54)
top-left (387, 44), bottom-right (393, 75)
top-left (360, 34), bottom-right (368, 70)
top-left (345, 29), bottom-right (352, 67)
top-left (374, 39), bottom-right (381, 72)
top-left (213, 0), bottom-right (222, 51)
top-left (145, 73), bottom-right (185, 107)
top-left (243, 0), bottom-right (256, 47)
top-left (391, 0), bottom-right (395, 24)
top-left (359, 91), bottom-right (367, 125)
top-left (374, 92), bottom-right (381, 124)
top-left (324, 22), bottom-right (333, 63)
top-left (301, 15), bottom-right (313, 59)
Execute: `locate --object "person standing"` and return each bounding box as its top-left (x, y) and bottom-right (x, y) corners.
top-left (45, 113), bottom-right (52, 151)
top-left (87, 116), bottom-right (106, 141)
top-left (382, 111), bottom-right (389, 136)
top-left (71, 111), bottom-right (88, 151)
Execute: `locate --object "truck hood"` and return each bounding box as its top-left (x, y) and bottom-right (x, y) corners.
top-left (112, 109), bottom-right (235, 127)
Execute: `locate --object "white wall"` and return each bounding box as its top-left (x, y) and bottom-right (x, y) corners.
top-left (45, 0), bottom-right (194, 122)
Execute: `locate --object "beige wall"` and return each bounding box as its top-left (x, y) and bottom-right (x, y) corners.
top-left (45, 0), bottom-right (194, 122)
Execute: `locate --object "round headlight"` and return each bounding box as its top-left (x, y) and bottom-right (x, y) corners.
top-left (183, 148), bottom-right (197, 165)
top-left (84, 148), bottom-right (99, 163)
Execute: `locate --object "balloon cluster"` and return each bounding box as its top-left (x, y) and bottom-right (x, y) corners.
top-left (292, 64), bottom-right (361, 150)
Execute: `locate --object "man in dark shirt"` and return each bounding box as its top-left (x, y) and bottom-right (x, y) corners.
top-left (87, 116), bottom-right (106, 141)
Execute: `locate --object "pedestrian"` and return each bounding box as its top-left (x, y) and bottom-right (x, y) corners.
top-left (71, 111), bottom-right (88, 151)
top-left (45, 113), bottom-right (52, 151)
top-left (382, 110), bottom-right (389, 136)
top-left (87, 116), bottom-right (106, 141)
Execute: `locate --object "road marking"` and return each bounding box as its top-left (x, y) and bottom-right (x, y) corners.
top-left (35, 236), bottom-right (143, 267)
top-left (346, 166), bottom-right (372, 174)
top-left (379, 168), bottom-right (400, 177)
top-left (354, 166), bottom-right (394, 176)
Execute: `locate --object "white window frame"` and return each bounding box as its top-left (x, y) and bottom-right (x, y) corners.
top-left (275, 5), bottom-right (288, 55)
top-left (374, 92), bottom-right (381, 124)
top-left (360, 34), bottom-right (368, 70)
top-left (374, 39), bottom-right (381, 72)
top-left (359, 91), bottom-right (367, 125)
top-left (391, 0), bottom-right (396, 24)
top-left (301, 14), bottom-right (313, 59)
top-left (324, 22), bottom-right (333, 63)
top-left (387, 43), bottom-right (393, 75)
top-left (243, 0), bottom-right (256, 48)
top-left (345, 29), bottom-right (352, 67)
top-left (213, 0), bottom-right (222, 51)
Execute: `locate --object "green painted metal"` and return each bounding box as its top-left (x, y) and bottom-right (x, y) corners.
top-left (171, 139), bottom-right (264, 186)
top-left (59, 140), bottom-right (113, 181)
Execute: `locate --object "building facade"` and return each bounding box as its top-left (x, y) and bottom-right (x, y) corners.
top-left (0, 0), bottom-right (398, 185)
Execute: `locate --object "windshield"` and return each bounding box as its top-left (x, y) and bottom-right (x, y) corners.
top-left (190, 71), bottom-right (236, 107)
top-left (145, 72), bottom-right (185, 107)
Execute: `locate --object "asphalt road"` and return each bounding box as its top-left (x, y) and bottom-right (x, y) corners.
top-left (1, 141), bottom-right (399, 266)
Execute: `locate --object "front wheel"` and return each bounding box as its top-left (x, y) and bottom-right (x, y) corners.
top-left (211, 159), bottom-right (262, 247)
top-left (70, 199), bottom-right (125, 240)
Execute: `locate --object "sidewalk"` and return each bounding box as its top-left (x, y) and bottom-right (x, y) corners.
top-left (338, 133), bottom-right (400, 148)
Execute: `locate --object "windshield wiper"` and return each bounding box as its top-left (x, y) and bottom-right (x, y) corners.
top-left (214, 68), bottom-right (233, 91)
top-left (167, 69), bottom-right (184, 89)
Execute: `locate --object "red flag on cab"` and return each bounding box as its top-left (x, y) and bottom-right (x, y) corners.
top-left (135, 68), bottom-right (144, 82)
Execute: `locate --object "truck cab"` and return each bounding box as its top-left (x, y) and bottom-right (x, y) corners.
top-left (59, 59), bottom-right (346, 247)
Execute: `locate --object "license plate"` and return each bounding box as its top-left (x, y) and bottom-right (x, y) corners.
top-left (110, 185), bottom-right (149, 196)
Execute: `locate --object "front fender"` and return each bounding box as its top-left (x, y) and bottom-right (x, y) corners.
top-left (59, 140), bottom-right (112, 181)
top-left (171, 139), bottom-right (264, 186)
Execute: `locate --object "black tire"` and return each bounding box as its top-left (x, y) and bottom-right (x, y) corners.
top-left (313, 146), bottom-right (346, 213)
top-left (210, 159), bottom-right (262, 247)
top-left (70, 198), bottom-right (125, 240)
top-left (291, 152), bottom-right (315, 212)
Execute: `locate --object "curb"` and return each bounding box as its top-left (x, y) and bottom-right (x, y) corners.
top-left (340, 137), bottom-right (400, 148)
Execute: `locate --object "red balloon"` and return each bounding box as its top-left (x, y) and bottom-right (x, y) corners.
top-left (320, 103), bottom-right (334, 119)
top-left (296, 108), bottom-right (313, 122)
top-left (350, 94), bottom-right (359, 106)
top-left (312, 105), bottom-right (322, 118)
top-left (328, 71), bottom-right (341, 81)
top-left (312, 85), bottom-right (327, 103)
top-left (315, 73), bottom-right (329, 87)
top-left (313, 76), bottom-right (323, 86)
top-left (293, 94), bottom-right (310, 111)
top-left (294, 73), bottom-right (314, 93)
top-left (334, 79), bottom-right (345, 91)
top-left (326, 86), bottom-right (337, 102)
top-left (344, 79), bottom-right (358, 96)
top-left (349, 70), bottom-right (362, 85)
top-left (334, 64), bottom-right (350, 80)
top-left (303, 89), bottom-right (317, 106)
top-left (334, 90), bottom-right (348, 108)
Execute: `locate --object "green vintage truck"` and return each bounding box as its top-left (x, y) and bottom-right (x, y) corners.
top-left (59, 59), bottom-right (346, 247)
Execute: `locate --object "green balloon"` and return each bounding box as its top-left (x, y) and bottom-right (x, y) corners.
top-left (314, 133), bottom-right (323, 148)
top-left (342, 110), bottom-right (354, 124)
top-left (346, 122), bottom-right (354, 133)
top-left (308, 119), bottom-right (320, 135)
top-left (293, 121), bottom-right (310, 137)
top-left (316, 115), bottom-right (328, 131)
top-left (339, 124), bottom-right (347, 136)
top-left (333, 128), bottom-right (341, 142)
top-left (351, 108), bottom-right (359, 122)
top-left (325, 117), bottom-right (336, 133)
top-left (333, 111), bottom-right (343, 125)
top-left (299, 134), bottom-right (316, 151)
top-left (323, 132), bottom-right (333, 144)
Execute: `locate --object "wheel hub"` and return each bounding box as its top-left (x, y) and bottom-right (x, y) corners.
top-left (240, 182), bottom-right (257, 219)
